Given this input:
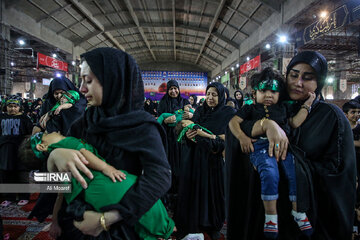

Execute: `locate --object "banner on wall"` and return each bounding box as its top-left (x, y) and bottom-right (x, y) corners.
top-left (37, 53), bottom-right (68, 72)
top-left (239, 76), bottom-right (247, 90)
top-left (142, 71), bottom-right (207, 100)
top-left (221, 73), bottom-right (230, 83)
top-left (240, 55), bottom-right (260, 75)
top-left (340, 79), bottom-right (347, 92)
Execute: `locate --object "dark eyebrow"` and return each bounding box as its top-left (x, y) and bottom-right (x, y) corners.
top-left (290, 69), bottom-right (316, 75)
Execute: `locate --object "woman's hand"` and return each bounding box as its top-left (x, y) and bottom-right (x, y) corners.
top-left (39, 113), bottom-right (50, 129)
top-left (54, 103), bottom-right (73, 115)
top-left (102, 165), bottom-right (126, 183)
top-left (182, 111), bottom-right (193, 120)
top-left (238, 134), bottom-right (256, 153)
top-left (304, 92), bottom-right (316, 107)
top-left (263, 120), bottom-right (289, 161)
top-left (73, 211), bottom-right (103, 237)
top-left (47, 148), bottom-right (93, 189)
top-left (186, 129), bottom-right (198, 142)
top-left (164, 115), bottom-right (176, 124)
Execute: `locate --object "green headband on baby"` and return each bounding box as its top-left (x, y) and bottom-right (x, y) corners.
top-left (63, 90), bottom-right (80, 104)
top-left (253, 79), bottom-right (280, 92)
top-left (30, 132), bottom-right (46, 159)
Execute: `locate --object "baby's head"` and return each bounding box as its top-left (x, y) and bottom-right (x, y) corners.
top-left (19, 132), bottom-right (64, 170)
top-left (250, 67), bottom-right (285, 106)
top-left (175, 119), bottom-right (194, 135)
top-left (60, 90), bottom-right (80, 105)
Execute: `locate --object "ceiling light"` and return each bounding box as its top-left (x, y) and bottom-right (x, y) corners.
top-left (319, 11), bottom-right (328, 19)
top-left (18, 39), bottom-right (25, 45)
top-left (52, 53), bottom-right (57, 58)
top-left (33, 79), bottom-right (37, 83)
top-left (327, 77), bottom-right (334, 83)
top-left (246, 57), bottom-right (250, 61)
top-left (10, 62), bottom-right (15, 66)
top-left (231, 67), bottom-right (234, 71)
top-left (265, 43), bottom-right (271, 49)
top-left (279, 35), bottom-right (287, 43)
top-left (72, 61), bottom-right (76, 66)
top-left (225, 71), bottom-right (228, 75)
top-left (56, 73), bottom-right (62, 78)
top-left (236, 63), bottom-right (239, 68)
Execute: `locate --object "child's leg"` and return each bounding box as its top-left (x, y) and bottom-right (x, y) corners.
top-left (280, 153), bottom-right (313, 236)
top-left (250, 140), bottom-right (279, 239)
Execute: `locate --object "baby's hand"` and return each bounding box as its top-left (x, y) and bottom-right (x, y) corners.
top-left (102, 165), bottom-right (126, 183)
top-left (304, 92), bottom-right (316, 107)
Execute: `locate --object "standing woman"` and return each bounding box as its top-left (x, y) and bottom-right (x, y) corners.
top-left (189, 95), bottom-right (198, 110)
top-left (34, 76), bottom-right (86, 135)
top-left (226, 51), bottom-right (356, 240)
top-left (176, 82), bottom-right (235, 239)
top-left (47, 48), bottom-right (171, 239)
top-left (234, 90), bottom-right (243, 109)
top-left (157, 80), bottom-right (189, 205)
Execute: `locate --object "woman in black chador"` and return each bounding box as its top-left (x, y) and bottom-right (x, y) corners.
top-left (225, 51), bottom-right (356, 240)
top-left (157, 80), bottom-right (189, 202)
top-left (176, 82), bottom-right (235, 239)
top-left (46, 47), bottom-right (171, 239)
top-left (34, 76), bottom-right (86, 135)
top-left (234, 90), bottom-right (243, 109)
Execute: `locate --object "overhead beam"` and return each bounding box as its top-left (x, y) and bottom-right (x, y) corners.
top-left (172, 0), bottom-right (176, 61)
top-left (68, 0), bottom-right (125, 51)
top-left (124, 0), bottom-right (156, 61)
top-left (219, 19), bottom-right (249, 37)
top-left (195, 0), bottom-right (226, 64)
top-left (226, 5), bottom-right (262, 26)
top-left (257, 0), bottom-right (281, 12)
top-left (128, 46), bottom-right (221, 65)
top-left (105, 23), bottom-right (239, 48)
top-left (74, 30), bottom-right (102, 46)
top-left (37, 3), bottom-right (72, 23)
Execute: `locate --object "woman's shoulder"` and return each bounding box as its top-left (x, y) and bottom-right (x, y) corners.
top-left (313, 101), bottom-right (348, 123)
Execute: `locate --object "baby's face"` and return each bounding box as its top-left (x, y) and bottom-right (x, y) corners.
top-left (41, 132), bottom-right (64, 146)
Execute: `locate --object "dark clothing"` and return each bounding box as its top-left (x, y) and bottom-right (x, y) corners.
top-left (157, 80), bottom-right (189, 196)
top-left (38, 77), bottom-right (86, 135)
top-left (226, 100), bottom-right (356, 240)
top-left (190, 95), bottom-right (198, 109)
top-left (144, 100), bottom-right (157, 116)
top-left (176, 82), bottom-right (235, 237)
top-left (0, 113), bottom-right (32, 170)
top-left (236, 103), bottom-right (294, 136)
top-left (57, 48), bottom-right (171, 240)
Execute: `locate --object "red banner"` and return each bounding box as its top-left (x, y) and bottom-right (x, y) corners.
top-left (37, 53), bottom-right (68, 72)
top-left (239, 55), bottom-right (260, 75)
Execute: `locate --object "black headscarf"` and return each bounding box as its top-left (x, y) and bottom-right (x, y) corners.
top-left (144, 99), bottom-right (156, 116)
top-left (40, 76), bottom-right (83, 116)
top-left (233, 90), bottom-right (243, 109)
top-left (80, 47), bottom-right (167, 150)
top-left (157, 80), bottom-right (189, 114)
top-left (286, 51), bottom-right (328, 97)
top-left (224, 87), bottom-right (230, 100)
top-left (193, 82), bottom-right (235, 135)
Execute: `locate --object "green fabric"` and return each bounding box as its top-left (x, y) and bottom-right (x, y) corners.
top-left (244, 99), bottom-right (254, 105)
top-left (177, 123), bottom-right (214, 142)
top-left (254, 79), bottom-right (280, 92)
top-left (50, 90), bottom-right (80, 112)
top-left (157, 108), bottom-right (194, 127)
top-left (47, 137), bottom-right (174, 239)
top-left (6, 99), bottom-right (20, 106)
top-left (30, 132), bottom-right (46, 159)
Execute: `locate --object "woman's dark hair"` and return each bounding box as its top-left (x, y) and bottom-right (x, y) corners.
top-left (250, 67), bottom-right (286, 101)
top-left (18, 136), bottom-right (43, 170)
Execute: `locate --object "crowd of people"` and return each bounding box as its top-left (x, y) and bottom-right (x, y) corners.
top-left (0, 48), bottom-right (358, 240)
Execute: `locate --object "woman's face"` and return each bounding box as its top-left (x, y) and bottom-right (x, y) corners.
top-left (53, 89), bottom-right (65, 101)
top-left (235, 92), bottom-right (242, 100)
top-left (206, 87), bottom-right (219, 108)
top-left (287, 63), bottom-right (317, 101)
top-left (168, 86), bottom-right (179, 98)
top-left (80, 61), bottom-right (103, 106)
top-left (189, 96), bottom-right (194, 105)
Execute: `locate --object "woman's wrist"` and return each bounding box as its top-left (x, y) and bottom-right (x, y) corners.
top-left (104, 210), bottom-right (122, 228)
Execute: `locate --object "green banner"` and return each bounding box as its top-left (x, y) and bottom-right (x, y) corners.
top-left (221, 73), bottom-right (230, 83)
